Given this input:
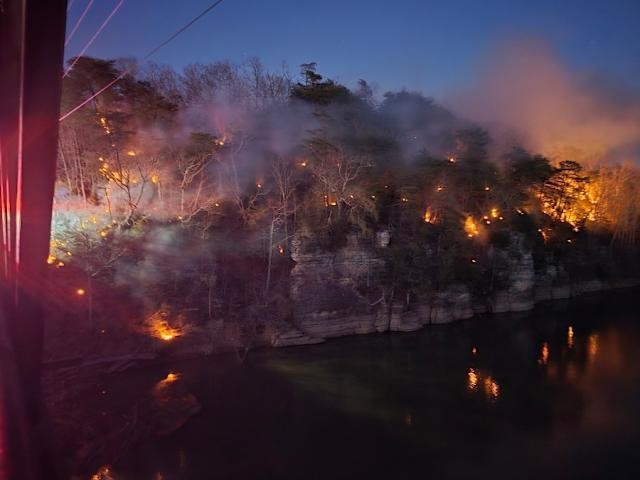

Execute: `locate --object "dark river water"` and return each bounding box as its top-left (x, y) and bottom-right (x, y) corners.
top-left (87, 290), bottom-right (640, 479)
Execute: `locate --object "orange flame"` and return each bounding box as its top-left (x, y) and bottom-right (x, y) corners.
top-left (146, 309), bottom-right (184, 342)
top-left (423, 207), bottom-right (436, 224)
top-left (464, 216), bottom-right (479, 238)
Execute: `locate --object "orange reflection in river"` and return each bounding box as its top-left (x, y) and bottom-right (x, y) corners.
top-left (483, 376), bottom-right (500, 400)
top-left (155, 372), bottom-right (180, 391)
top-left (588, 333), bottom-right (599, 362)
top-left (567, 326), bottom-right (574, 348)
top-left (467, 368), bottom-right (479, 390)
top-left (467, 368), bottom-right (500, 399)
top-left (538, 342), bottom-right (549, 365)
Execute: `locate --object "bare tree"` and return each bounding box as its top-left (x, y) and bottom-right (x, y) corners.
top-left (308, 142), bottom-right (372, 224)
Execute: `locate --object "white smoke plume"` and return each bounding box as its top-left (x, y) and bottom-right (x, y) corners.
top-left (448, 39), bottom-right (640, 165)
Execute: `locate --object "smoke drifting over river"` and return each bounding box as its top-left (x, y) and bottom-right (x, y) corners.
top-left (449, 40), bottom-right (640, 165)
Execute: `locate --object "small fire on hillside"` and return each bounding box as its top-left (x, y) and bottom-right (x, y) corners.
top-left (144, 306), bottom-right (187, 342)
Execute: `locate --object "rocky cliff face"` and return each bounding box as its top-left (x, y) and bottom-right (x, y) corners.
top-left (281, 233), bottom-right (484, 345)
top-left (489, 234), bottom-right (536, 313)
top-left (288, 234), bottom-right (388, 339)
top-left (276, 231), bottom-right (633, 347)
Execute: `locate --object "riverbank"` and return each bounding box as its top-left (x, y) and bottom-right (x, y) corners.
top-left (271, 277), bottom-right (640, 347)
top-left (51, 287), bottom-right (640, 479)
top-left (42, 228), bottom-right (640, 367)
top-left (267, 233), bottom-right (640, 347)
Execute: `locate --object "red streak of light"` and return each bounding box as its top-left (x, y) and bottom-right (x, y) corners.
top-left (60, 73), bottom-right (124, 121)
top-left (65, 0), bottom-right (95, 47)
top-left (0, 378), bottom-right (5, 479)
top-left (63, 0), bottom-right (125, 78)
top-left (61, 0), bottom-right (226, 122)
top-left (15, 0), bottom-right (26, 290)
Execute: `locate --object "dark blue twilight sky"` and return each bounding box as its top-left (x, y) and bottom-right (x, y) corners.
top-left (65, 0), bottom-right (640, 96)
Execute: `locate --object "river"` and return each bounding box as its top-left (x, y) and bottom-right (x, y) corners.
top-left (76, 290), bottom-right (640, 479)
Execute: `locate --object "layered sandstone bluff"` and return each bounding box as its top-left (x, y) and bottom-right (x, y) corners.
top-left (270, 232), bottom-right (638, 347)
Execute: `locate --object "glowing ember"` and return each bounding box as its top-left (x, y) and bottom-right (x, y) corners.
top-left (91, 465), bottom-right (114, 480)
top-left (99, 117), bottom-right (111, 134)
top-left (538, 228), bottom-right (550, 242)
top-left (436, 185), bottom-right (444, 192)
top-left (464, 216), bottom-right (479, 238)
top-left (76, 288), bottom-right (86, 296)
top-left (299, 161), bottom-right (307, 167)
top-left (277, 244), bottom-right (285, 255)
top-left (47, 254), bottom-right (56, 264)
top-left (423, 207), bottom-right (436, 224)
top-left (151, 174), bottom-right (160, 184)
top-left (490, 207), bottom-right (499, 219)
top-left (484, 186), bottom-right (491, 191)
top-left (126, 150), bottom-right (136, 157)
top-left (472, 347), bottom-right (477, 355)
top-left (448, 157), bottom-right (456, 163)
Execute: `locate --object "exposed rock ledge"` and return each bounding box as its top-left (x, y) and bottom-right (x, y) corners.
top-left (272, 234), bottom-right (640, 347)
top-left (273, 277), bottom-right (640, 347)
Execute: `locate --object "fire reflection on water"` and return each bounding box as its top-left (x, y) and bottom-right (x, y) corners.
top-left (467, 368), bottom-right (500, 400)
top-left (567, 326), bottom-right (574, 348)
top-left (404, 412), bottom-right (413, 427)
top-left (483, 377), bottom-right (500, 400)
top-left (588, 333), bottom-right (599, 361)
top-left (467, 368), bottom-right (479, 390)
top-left (538, 342), bottom-right (550, 365)
top-left (155, 372), bottom-right (180, 393)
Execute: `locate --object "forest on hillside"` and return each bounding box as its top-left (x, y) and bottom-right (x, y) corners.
top-left (48, 56), bottom-right (640, 358)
